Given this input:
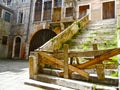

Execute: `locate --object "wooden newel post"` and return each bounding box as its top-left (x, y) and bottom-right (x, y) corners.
top-left (64, 44), bottom-right (69, 79)
top-left (29, 52), bottom-right (39, 79)
top-left (93, 44), bottom-right (105, 80)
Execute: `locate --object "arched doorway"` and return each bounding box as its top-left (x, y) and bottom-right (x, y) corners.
top-left (29, 29), bottom-right (57, 52)
top-left (14, 37), bottom-right (21, 58)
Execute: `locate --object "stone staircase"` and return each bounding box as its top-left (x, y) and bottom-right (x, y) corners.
top-left (65, 19), bottom-right (117, 51)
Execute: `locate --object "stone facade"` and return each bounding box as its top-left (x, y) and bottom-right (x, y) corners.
top-left (0, 0), bottom-right (120, 59)
top-left (0, 4), bottom-right (13, 58)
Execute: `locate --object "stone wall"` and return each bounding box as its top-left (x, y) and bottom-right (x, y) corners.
top-left (0, 18), bottom-right (11, 58)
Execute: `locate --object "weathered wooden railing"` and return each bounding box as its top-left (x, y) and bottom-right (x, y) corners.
top-left (29, 44), bottom-right (118, 81)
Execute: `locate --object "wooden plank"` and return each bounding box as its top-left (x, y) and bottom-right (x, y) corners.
top-left (53, 48), bottom-right (116, 58)
top-left (29, 56), bottom-right (34, 79)
top-left (96, 64), bottom-right (105, 80)
top-left (38, 51), bottom-right (89, 79)
top-left (40, 58), bottom-right (62, 68)
top-left (38, 54), bottom-right (44, 73)
top-left (77, 48), bottom-right (120, 69)
top-left (64, 44), bottom-right (69, 79)
top-left (72, 64), bottom-right (117, 69)
top-left (69, 48), bottom-right (116, 57)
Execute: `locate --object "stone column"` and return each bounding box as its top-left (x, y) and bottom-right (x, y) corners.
top-left (25, 0), bottom-right (34, 59)
top-left (116, 1), bottom-right (120, 90)
top-left (117, 14), bottom-right (120, 90)
top-left (29, 52), bottom-right (39, 79)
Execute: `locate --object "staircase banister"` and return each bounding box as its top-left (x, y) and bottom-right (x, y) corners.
top-left (38, 14), bottom-right (90, 51)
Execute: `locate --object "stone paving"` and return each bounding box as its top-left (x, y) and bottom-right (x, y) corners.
top-left (0, 59), bottom-right (44, 90)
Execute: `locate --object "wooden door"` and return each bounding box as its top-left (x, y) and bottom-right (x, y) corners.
top-left (14, 37), bottom-right (21, 58)
top-left (79, 5), bottom-right (89, 19)
top-left (52, 8), bottom-right (61, 22)
top-left (103, 1), bottom-right (115, 19)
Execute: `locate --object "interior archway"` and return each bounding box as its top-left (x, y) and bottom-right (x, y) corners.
top-left (29, 29), bottom-right (56, 52)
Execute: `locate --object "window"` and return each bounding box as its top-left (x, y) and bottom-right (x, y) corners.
top-left (7, 0), bottom-right (11, 5)
top-left (43, 1), bottom-right (52, 20)
top-left (22, 0), bottom-right (26, 3)
top-left (54, 0), bottom-right (62, 7)
top-left (65, 7), bottom-right (73, 17)
top-left (4, 12), bottom-right (11, 22)
top-left (18, 12), bottom-right (23, 23)
top-left (44, 1), bottom-right (52, 10)
top-left (0, 7), bottom-right (2, 17)
top-left (2, 36), bottom-right (8, 45)
top-left (34, 0), bottom-right (42, 21)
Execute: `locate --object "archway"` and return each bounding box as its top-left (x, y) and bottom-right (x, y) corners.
top-left (14, 37), bottom-right (21, 58)
top-left (29, 29), bottom-right (56, 51)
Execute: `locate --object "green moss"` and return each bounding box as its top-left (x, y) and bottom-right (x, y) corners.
top-left (77, 22), bottom-right (82, 33)
top-left (110, 71), bottom-right (118, 77)
top-left (116, 25), bottom-right (120, 30)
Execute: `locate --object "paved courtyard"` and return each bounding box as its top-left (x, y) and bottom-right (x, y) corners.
top-left (0, 59), bottom-right (44, 90)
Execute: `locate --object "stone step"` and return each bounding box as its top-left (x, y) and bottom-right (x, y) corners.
top-left (25, 79), bottom-right (74, 90)
top-left (88, 19), bottom-right (116, 25)
top-left (67, 19), bottom-right (117, 50)
top-left (33, 72), bottom-right (118, 90)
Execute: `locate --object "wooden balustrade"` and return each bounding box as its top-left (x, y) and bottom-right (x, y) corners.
top-left (29, 44), bottom-right (119, 80)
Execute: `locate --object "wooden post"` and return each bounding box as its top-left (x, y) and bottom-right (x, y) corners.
top-left (29, 56), bottom-right (34, 79)
top-left (38, 54), bottom-right (44, 73)
top-left (29, 52), bottom-right (39, 79)
top-left (93, 44), bottom-right (105, 80)
top-left (64, 44), bottom-right (69, 79)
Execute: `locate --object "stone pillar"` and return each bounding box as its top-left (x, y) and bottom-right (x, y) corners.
top-left (117, 15), bottom-right (120, 90)
top-left (29, 52), bottom-right (39, 79)
top-left (25, 0), bottom-right (34, 59)
top-left (41, 0), bottom-right (44, 21)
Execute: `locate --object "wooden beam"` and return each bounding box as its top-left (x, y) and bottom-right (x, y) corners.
top-left (52, 48), bottom-right (116, 58)
top-left (29, 56), bottom-right (34, 79)
top-left (72, 64), bottom-right (117, 69)
top-left (40, 58), bottom-right (62, 68)
top-left (96, 64), bottom-right (105, 80)
top-left (77, 48), bottom-right (120, 69)
top-left (69, 48), bottom-right (116, 57)
top-left (64, 44), bottom-right (69, 79)
top-left (38, 51), bottom-right (89, 79)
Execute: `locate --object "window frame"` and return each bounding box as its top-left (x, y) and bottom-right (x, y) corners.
top-left (4, 12), bottom-right (11, 22)
top-left (65, 7), bottom-right (73, 17)
top-left (2, 36), bottom-right (8, 45)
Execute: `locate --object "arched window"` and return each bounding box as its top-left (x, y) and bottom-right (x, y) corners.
top-left (34, 0), bottom-right (42, 21)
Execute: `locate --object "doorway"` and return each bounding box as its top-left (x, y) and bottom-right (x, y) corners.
top-left (29, 29), bottom-right (56, 52)
top-left (14, 37), bottom-right (21, 58)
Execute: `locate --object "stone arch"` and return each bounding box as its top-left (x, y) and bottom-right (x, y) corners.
top-left (29, 29), bottom-right (56, 51)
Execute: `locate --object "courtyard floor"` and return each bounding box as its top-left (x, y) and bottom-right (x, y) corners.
top-left (0, 59), bottom-right (44, 90)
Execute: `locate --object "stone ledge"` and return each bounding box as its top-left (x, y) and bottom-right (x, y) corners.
top-left (25, 79), bottom-right (74, 90)
top-left (42, 68), bottom-right (118, 86)
top-left (31, 74), bottom-right (118, 90)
